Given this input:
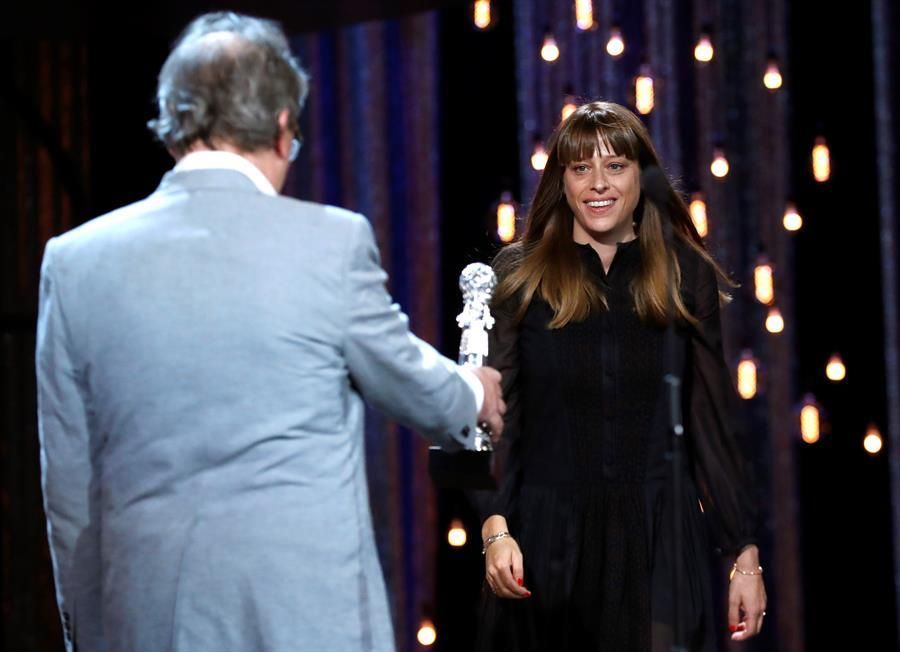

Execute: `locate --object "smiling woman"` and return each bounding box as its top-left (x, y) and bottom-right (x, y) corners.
top-left (473, 101), bottom-right (767, 651)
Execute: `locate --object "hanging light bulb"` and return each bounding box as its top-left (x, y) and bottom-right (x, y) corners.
top-left (561, 90), bottom-right (578, 122)
top-left (575, 0), bottom-right (594, 30)
top-left (689, 193), bottom-right (708, 237)
top-left (825, 354), bottom-right (846, 382)
top-left (710, 147), bottom-right (729, 178)
top-left (531, 139), bottom-right (548, 171)
top-left (812, 136), bottom-right (831, 182)
top-left (737, 350), bottom-right (758, 399)
top-left (496, 192), bottom-right (517, 243)
top-left (783, 201), bottom-right (803, 231)
top-left (763, 56), bottom-right (783, 90)
top-left (447, 519), bottom-right (467, 547)
top-left (541, 32), bottom-right (560, 62)
top-left (864, 424), bottom-right (883, 455)
top-left (417, 619), bottom-right (437, 646)
top-left (765, 307), bottom-right (784, 333)
top-left (473, 0), bottom-right (492, 30)
top-left (606, 26), bottom-right (625, 57)
top-left (799, 394), bottom-right (821, 444)
top-left (635, 65), bottom-right (654, 115)
top-left (754, 255), bottom-right (774, 304)
top-left (694, 32), bottom-right (714, 62)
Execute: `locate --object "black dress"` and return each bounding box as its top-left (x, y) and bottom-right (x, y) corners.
top-left (474, 239), bottom-right (759, 652)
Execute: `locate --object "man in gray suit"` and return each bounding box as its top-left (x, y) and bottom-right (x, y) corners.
top-left (36, 12), bottom-right (504, 652)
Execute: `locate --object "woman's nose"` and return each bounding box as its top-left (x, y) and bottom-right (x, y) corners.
top-left (591, 170), bottom-right (609, 191)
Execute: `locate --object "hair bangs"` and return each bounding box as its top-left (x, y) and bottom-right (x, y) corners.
top-left (556, 107), bottom-right (642, 165)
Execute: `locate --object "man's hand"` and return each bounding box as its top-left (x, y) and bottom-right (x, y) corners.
top-left (471, 366), bottom-right (506, 440)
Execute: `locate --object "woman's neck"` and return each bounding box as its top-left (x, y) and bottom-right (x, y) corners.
top-left (576, 231), bottom-right (636, 273)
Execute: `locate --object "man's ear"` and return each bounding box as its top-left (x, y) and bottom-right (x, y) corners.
top-left (277, 109), bottom-right (290, 130)
top-left (275, 109), bottom-right (292, 159)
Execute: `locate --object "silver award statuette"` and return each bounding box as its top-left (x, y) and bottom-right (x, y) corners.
top-left (427, 262), bottom-right (498, 489)
top-left (456, 263), bottom-right (497, 452)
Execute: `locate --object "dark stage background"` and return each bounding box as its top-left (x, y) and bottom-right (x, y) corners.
top-left (3, 1), bottom-right (898, 651)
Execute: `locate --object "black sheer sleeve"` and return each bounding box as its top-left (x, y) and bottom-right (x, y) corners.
top-left (684, 253), bottom-right (761, 555)
top-left (468, 253), bottom-right (524, 523)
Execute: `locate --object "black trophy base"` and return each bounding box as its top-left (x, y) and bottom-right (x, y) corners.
top-left (428, 447), bottom-right (497, 490)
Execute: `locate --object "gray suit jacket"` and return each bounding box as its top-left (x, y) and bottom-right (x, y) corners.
top-left (36, 168), bottom-right (477, 652)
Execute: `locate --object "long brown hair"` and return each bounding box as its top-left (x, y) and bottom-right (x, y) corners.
top-left (494, 101), bottom-right (730, 328)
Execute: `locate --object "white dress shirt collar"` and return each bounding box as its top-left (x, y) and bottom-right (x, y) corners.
top-left (173, 150), bottom-right (278, 196)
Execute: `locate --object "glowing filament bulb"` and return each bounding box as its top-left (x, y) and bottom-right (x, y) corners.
top-left (531, 141), bottom-right (548, 170)
top-left (447, 519), bottom-right (467, 547)
top-left (783, 202), bottom-right (803, 231)
top-left (694, 33), bottom-right (714, 62)
top-left (689, 193), bottom-right (708, 237)
top-left (606, 27), bottom-right (625, 57)
top-left (541, 34), bottom-right (560, 62)
top-left (812, 136), bottom-right (831, 182)
top-left (864, 424), bottom-right (883, 455)
top-left (754, 257), bottom-right (774, 304)
top-left (417, 619), bottom-right (437, 646)
top-left (575, 0), bottom-right (594, 30)
top-left (497, 193), bottom-right (517, 243)
top-left (825, 354), bottom-right (846, 382)
top-left (635, 66), bottom-right (654, 115)
top-left (764, 58), bottom-right (783, 90)
top-left (737, 351), bottom-right (758, 399)
top-left (710, 148), bottom-right (729, 178)
top-left (800, 396), bottom-right (820, 444)
top-left (473, 0), bottom-right (491, 29)
top-left (765, 307), bottom-right (784, 333)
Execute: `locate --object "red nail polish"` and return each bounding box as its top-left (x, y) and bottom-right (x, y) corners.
top-left (525, 591), bottom-right (532, 597)
top-left (728, 625), bottom-right (737, 633)
top-left (517, 577), bottom-right (524, 586)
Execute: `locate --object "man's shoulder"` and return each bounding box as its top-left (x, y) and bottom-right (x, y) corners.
top-left (49, 194), bottom-right (165, 255)
top-left (268, 195), bottom-right (367, 230)
top-left (54, 191), bottom-right (366, 246)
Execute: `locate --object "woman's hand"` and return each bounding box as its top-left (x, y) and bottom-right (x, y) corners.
top-left (482, 515), bottom-right (531, 599)
top-left (728, 545), bottom-right (767, 641)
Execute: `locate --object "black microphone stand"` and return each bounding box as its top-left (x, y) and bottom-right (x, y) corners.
top-left (660, 196), bottom-right (688, 652)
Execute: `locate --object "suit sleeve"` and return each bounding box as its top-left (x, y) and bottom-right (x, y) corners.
top-left (36, 238), bottom-right (105, 652)
top-left (685, 256), bottom-right (760, 555)
top-left (341, 215), bottom-right (477, 449)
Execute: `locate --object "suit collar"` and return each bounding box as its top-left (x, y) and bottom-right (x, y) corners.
top-left (172, 150), bottom-right (278, 195)
top-left (156, 168), bottom-right (269, 196)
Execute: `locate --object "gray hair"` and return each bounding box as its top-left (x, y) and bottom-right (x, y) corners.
top-left (148, 12), bottom-right (310, 156)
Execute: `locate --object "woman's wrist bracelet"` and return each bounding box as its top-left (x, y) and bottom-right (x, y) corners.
top-left (729, 563), bottom-right (764, 581)
top-left (482, 531), bottom-right (510, 554)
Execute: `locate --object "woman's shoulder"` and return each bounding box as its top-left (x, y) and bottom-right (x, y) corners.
top-left (489, 242), bottom-right (529, 316)
top-left (491, 242), bottom-right (525, 277)
top-left (674, 234), bottom-right (718, 288)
